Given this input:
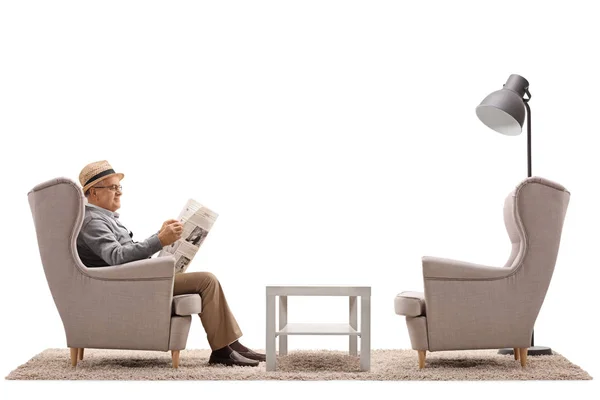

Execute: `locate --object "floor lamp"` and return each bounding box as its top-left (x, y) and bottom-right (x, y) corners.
top-left (475, 74), bottom-right (552, 356)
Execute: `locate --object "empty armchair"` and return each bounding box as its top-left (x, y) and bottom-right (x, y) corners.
top-left (395, 177), bottom-right (570, 368)
top-left (28, 177), bottom-right (202, 368)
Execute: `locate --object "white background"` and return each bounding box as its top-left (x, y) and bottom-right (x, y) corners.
top-left (1, 0), bottom-right (598, 398)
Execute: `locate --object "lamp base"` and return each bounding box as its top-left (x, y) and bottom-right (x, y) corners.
top-left (498, 346), bottom-right (553, 356)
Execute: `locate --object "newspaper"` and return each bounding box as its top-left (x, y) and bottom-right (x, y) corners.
top-left (158, 199), bottom-right (218, 274)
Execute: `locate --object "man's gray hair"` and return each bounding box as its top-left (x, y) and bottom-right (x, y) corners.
top-left (84, 179), bottom-right (105, 197)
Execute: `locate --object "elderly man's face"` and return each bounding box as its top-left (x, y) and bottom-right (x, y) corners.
top-left (89, 175), bottom-right (122, 212)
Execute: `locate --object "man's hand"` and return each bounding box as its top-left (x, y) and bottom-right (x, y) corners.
top-left (158, 220), bottom-right (184, 247)
top-left (160, 219), bottom-right (179, 232)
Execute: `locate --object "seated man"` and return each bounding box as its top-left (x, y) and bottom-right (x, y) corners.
top-left (76, 160), bottom-right (265, 367)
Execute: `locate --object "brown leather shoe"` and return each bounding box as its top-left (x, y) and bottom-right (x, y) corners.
top-left (237, 349), bottom-right (266, 362)
top-left (208, 350), bottom-right (259, 367)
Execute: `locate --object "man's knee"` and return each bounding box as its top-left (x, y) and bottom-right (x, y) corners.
top-left (201, 272), bottom-right (219, 286)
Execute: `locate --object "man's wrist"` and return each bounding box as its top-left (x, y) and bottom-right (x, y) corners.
top-left (153, 233), bottom-right (166, 250)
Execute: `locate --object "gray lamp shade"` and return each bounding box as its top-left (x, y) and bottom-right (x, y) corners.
top-left (475, 74), bottom-right (529, 136)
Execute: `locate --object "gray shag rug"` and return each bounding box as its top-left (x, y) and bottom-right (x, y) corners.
top-left (4, 348), bottom-right (593, 381)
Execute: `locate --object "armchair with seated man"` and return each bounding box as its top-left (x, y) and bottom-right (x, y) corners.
top-left (27, 160), bottom-right (265, 369)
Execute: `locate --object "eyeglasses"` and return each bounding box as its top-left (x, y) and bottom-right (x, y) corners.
top-left (93, 185), bottom-right (122, 192)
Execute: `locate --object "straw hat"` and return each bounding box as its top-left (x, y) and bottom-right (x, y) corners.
top-left (79, 160), bottom-right (125, 193)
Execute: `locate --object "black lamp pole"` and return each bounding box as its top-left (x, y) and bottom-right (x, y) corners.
top-left (525, 92), bottom-right (532, 178)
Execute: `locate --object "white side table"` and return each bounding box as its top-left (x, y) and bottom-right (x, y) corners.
top-left (265, 285), bottom-right (371, 371)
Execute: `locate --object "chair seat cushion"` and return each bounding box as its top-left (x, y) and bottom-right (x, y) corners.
top-left (172, 294), bottom-right (202, 316)
top-left (395, 291), bottom-right (426, 317)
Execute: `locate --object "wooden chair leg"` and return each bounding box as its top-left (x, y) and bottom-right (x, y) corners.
top-left (519, 348), bottom-right (528, 367)
top-left (78, 348), bottom-right (85, 360)
top-left (513, 348), bottom-right (519, 360)
top-left (171, 350), bottom-right (180, 369)
top-left (417, 350), bottom-right (426, 369)
top-left (70, 348), bottom-right (79, 367)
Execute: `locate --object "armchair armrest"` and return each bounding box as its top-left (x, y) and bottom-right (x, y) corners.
top-left (67, 256), bottom-right (177, 351)
top-left (83, 255), bottom-right (176, 281)
top-left (422, 256), bottom-right (510, 281)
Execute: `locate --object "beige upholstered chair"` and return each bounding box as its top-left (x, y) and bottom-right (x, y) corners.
top-left (395, 177), bottom-right (570, 369)
top-left (28, 177), bottom-right (202, 368)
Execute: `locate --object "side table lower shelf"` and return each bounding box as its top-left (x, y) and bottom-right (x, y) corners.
top-left (278, 323), bottom-right (360, 336)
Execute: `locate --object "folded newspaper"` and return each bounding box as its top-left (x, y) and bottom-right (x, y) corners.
top-left (158, 199), bottom-right (218, 274)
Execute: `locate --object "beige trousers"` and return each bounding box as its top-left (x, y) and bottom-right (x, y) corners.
top-left (173, 272), bottom-right (243, 350)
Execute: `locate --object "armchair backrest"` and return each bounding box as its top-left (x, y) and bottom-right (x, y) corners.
top-left (28, 177), bottom-right (86, 323)
top-left (503, 176), bottom-right (570, 312)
